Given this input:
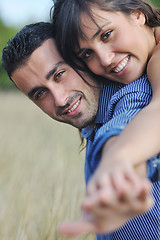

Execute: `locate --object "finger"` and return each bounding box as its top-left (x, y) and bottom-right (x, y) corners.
top-left (112, 170), bottom-right (140, 196)
top-left (57, 220), bottom-right (96, 237)
top-left (82, 187), bottom-right (123, 218)
top-left (83, 184), bottom-right (116, 212)
top-left (136, 179), bottom-right (152, 201)
top-left (86, 179), bottom-right (97, 196)
top-left (86, 173), bottom-right (111, 196)
top-left (84, 185), bottom-right (153, 218)
top-left (82, 193), bottom-right (101, 212)
top-left (57, 215), bottom-right (127, 236)
top-left (111, 170), bottom-right (149, 202)
top-left (129, 181), bottom-right (154, 213)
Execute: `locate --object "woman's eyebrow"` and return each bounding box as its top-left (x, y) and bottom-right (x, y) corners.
top-left (76, 22), bottom-right (111, 55)
top-left (91, 21), bottom-right (111, 40)
top-left (76, 48), bottom-right (85, 56)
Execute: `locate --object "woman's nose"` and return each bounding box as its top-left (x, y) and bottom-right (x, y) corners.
top-left (97, 45), bottom-right (115, 68)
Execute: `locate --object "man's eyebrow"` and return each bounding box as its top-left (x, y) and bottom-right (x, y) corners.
top-left (46, 61), bottom-right (65, 80)
top-left (28, 61), bottom-right (66, 99)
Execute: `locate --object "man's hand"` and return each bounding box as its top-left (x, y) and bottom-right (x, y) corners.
top-left (58, 137), bottom-right (153, 237)
top-left (58, 177), bottom-right (153, 237)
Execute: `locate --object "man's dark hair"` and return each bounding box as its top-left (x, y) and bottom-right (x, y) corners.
top-left (2, 22), bottom-right (55, 79)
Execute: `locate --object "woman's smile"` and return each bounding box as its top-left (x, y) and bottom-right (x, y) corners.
top-left (79, 7), bottom-right (156, 84)
top-left (113, 56), bottom-right (130, 73)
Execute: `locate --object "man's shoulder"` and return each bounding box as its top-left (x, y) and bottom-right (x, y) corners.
top-left (111, 74), bottom-right (152, 101)
top-left (121, 74), bottom-right (151, 93)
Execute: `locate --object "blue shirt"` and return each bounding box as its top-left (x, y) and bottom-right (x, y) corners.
top-left (81, 75), bottom-right (160, 240)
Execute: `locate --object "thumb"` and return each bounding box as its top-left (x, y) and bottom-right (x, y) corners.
top-left (57, 219), bottom-right (96, 237)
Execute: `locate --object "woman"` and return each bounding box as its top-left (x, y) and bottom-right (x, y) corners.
top-left (52, 0), bottom-right (160, 239)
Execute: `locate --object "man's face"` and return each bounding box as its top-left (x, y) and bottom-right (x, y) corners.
top-left (12, 39), bottom-right (101, 129)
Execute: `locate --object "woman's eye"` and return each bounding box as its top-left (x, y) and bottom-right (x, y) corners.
top-left (55, 71), bottom-right (65, 80)
top-left (101, 30), bottom-right (113, 41)
top-left (81, 49), bottom-right (93, 60)
top-left (35, 88), bottom-right (47, 100)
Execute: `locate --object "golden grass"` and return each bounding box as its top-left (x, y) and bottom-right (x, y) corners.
top-left (0, 91), bottom-right (95, 240)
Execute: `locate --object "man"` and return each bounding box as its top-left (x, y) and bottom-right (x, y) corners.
top-left (2, 22), bottom-right (159, 239)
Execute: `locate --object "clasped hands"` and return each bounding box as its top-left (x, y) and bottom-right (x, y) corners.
top-left (58, 160), bottom-right (153, 237)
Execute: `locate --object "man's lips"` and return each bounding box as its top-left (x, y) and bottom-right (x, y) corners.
top-left (60, 98), bottom-right (81, 116)
top-left (67, 99), bottom-right (81, 113)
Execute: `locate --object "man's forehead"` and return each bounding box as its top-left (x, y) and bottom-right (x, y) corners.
top-left (32, 38), bottom-right (61, 61)
top-left (11, 39), bottom-right (68, 97)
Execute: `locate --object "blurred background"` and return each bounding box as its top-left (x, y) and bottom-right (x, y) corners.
top-left (0, 0), bottom-right (160, 240)
top-left (0, 1), bottom-right (92, 240)
top-left (0, 0), bottom-right (53, 89)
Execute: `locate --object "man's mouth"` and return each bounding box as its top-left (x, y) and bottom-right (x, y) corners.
top-left (57, 95), bottom-right (82, 117)
top-left (113, 56), bottom-right (130, 73)
top-left (67, 99), bottom-right (81, 113)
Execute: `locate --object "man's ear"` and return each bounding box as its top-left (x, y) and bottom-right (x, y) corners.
top-left (130, 10), bottom-right (146, 26)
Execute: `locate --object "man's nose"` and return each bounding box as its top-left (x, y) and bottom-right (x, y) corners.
top-left (49, 84), bottom-right (68, 107)
top-left (97, 45), bottom-right (115, 68)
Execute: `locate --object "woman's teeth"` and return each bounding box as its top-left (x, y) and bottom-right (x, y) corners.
top-left (114, 56), bottom-right (130, 73)
top-left (68, 100), bottom-right (80, 113)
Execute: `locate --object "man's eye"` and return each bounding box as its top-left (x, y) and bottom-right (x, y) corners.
top-left (55, 71), bottom-right (65, 80)
top-left (35, 88), bottom-right (47, 100)
top-left (81, 49), bottom-right (93, 60)
top-left (101, 30), bottom-right (113, 41)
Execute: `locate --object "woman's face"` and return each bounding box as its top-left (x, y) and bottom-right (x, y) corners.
top-left (77, 6), bottom-right (156, 84)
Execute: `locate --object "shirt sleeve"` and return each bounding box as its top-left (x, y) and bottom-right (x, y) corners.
top-left (90, 91), bottom-right (152, 162)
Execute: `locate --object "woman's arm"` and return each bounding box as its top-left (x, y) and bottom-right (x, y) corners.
top-left (147, 27), bottom-right (160, 99)
top-left (106, 31), bottom-right (160, 167)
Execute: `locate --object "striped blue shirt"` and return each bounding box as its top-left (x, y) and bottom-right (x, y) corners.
top-left (81, 75), bottom-right (160, 240)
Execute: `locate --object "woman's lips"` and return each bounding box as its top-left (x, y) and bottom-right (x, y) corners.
top-left (113, 55), bottom-right (130, 73)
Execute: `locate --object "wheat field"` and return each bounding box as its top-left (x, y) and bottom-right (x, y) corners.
top-left (0, 91), bottom-right (95, 240)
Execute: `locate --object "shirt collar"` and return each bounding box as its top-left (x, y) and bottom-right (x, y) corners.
top-left (81, 81), bottom-right (121, 138)
top-left (81, 74), bottom-right (148, 139)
